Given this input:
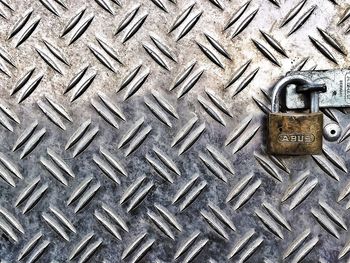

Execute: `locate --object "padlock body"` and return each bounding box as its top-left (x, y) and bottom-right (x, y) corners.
top-left (267, 112), bottom-right (323, 155)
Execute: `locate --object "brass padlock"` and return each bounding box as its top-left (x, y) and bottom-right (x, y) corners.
top-left (267, 75), bottom-right (323, 155)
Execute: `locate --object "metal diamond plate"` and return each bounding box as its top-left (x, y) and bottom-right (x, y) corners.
top-left (0, 0), bottom-right (350, 262)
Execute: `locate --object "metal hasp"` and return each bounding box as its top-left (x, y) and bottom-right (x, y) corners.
top-left (286, 69), bottom-right (350, 109)
top-left (268, 75), bottom-right (323, 155)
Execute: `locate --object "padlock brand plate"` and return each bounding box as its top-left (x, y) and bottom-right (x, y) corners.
top-left (268, 112), bottom-right (323, 155)
top-left (278, 133), bottom-right (315, 143)
top-left (285, 69), bottom-right (350, 109)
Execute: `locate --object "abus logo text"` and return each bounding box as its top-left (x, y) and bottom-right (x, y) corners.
top-left (278, 134), bottom-right (315, 143)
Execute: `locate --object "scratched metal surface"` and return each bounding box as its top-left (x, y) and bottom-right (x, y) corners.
top-left (0, 0), bottom-right (350, 262)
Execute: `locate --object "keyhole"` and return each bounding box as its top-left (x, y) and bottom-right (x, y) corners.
top-left (279, 127), bottom-right (283, 132)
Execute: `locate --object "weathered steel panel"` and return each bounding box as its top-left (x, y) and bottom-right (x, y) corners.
top-left (0, 0), bottom-right (349, 262)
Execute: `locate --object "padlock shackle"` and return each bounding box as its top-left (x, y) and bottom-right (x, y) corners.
top-left (271, 75), bottom-right (315, 113)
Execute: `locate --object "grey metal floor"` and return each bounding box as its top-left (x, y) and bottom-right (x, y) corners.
top-left (0, 0), bottom-right (350, 262)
